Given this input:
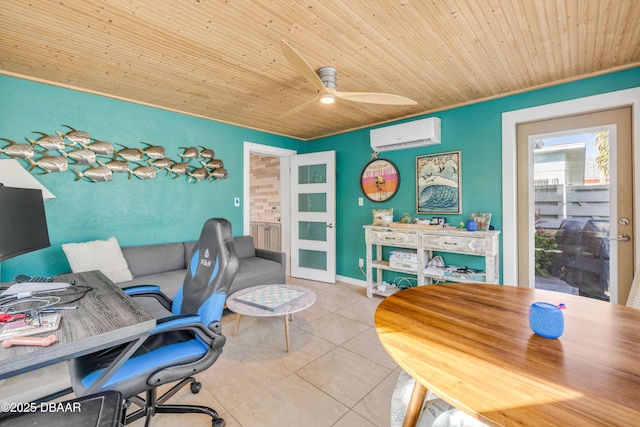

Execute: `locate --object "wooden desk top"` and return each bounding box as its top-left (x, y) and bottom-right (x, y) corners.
top-left (375, 284), bottom-right (640, 427)
top-left (0, 271), bottom-right (155, 379)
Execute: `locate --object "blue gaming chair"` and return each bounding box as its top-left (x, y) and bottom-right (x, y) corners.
top-left (69, 218), bottom-right (238, 427)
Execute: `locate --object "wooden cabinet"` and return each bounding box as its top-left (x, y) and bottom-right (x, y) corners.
top-left (250, 221), bottom-right (281, 252)
top-left (364, 225), bottom-right (500, 298)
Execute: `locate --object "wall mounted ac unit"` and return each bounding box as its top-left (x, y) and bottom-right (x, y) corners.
top-left (370, 117), bottom-right (441, 152)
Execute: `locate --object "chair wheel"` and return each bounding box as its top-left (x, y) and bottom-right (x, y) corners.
top-left (212, 418), bottom-right (225, 427)
top-left (190, 381), bottom-right (202, 394)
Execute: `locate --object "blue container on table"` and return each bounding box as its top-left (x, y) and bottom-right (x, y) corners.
top-left (529, 302), bottom-right (566, 339)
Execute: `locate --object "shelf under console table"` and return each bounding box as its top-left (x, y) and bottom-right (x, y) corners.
top-left (364, 225), bottom-right (501, 298)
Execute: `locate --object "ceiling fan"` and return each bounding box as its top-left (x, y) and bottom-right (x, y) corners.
top-left (279, 40), bottom-right (417, 118)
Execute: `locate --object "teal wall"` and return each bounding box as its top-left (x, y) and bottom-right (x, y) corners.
top-left (307, 67), bottom-right (640, 283)
top-left (0, 76), bottom-right (299, 280)
top-left (1, 67), bottom-right (639, 282)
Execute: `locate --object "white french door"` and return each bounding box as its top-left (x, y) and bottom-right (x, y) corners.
top-left (290, 151), bottom-right (336, 283)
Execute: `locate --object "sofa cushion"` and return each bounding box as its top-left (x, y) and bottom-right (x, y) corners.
top-left (122, 242), bottom-right (185, 277)
top-left (233, 235), bottom-right (256, 259)
top-left (62, 237), bottom-right (133, 284)
top-left (118, 269), bottom-right (186, 299)
top-left (115, 235), bottom-right (284, 299)
top-left (231, 257), bottom-right (283, 294)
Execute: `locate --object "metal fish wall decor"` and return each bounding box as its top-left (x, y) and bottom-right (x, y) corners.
top-left (179, 146), bottom-right (200, 161)
top-left (188, 167), bottom-right (210, 183)
top-left (115, 144), bottom-right (145, 162)
top-left (28, 131), bottom-right (66, 151)
top-left (0, 138), bottom-right (35, 159)
top-left (167, 162), bottom-right (190, 177)
top-left (210, 168), bottom-right (228, 180)
top-left (1, 126), bottom-right (229, 184)
top-left (148, 157), bottom-right (174, 169)
top-left (85, 139), bottom-right (114, 155)
top-left (64, 148), bottom-right (97, 164)
top-left (128, 165), bottom-right (157, 180)
top-left (26, 156), bottom-right (69, 173)
top-left (203, 159), bottom-right (224, 169)
top-left (141, 142), bottom-right (166, 159)
top-left (57, 125), bottom-right (91, 146)
top-left (73, 166), bottom-right (113, 182)
top-left (101, 159), bottom-right (130, 173)
top-left (199, 146), bottom-right (215, 159)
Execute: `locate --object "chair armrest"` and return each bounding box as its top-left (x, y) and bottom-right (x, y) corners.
top-left (153, 314), bottom-right (202, 333)
top-left (152, 315), bottom-right (222, 348)
top-left (255, 248), bottom-right (285, 265)
top-left (122, 285), bottom-right (173, 311)
top-left (122, 285), bottom-right (162, 294)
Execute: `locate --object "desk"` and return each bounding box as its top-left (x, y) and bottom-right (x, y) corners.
top-left (375, 284), bottom-right (640, 427)
top-left (0, 271), bottom-right (155, 382)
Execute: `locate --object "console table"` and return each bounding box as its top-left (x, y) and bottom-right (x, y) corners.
top-left (364, 225), bottom-right (500, 297)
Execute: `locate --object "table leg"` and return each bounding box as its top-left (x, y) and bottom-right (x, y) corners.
top-left (283, 315), bottom-right (290, 353)
top-left (233, 313), bottom-right (242, 336)
top-left (402, 380), bottom-right (428, 427)
top-left (85, 333), bottom-right (150, 395)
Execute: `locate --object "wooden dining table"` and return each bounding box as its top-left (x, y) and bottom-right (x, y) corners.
top-left (375, 283), bottom-right (640, 427)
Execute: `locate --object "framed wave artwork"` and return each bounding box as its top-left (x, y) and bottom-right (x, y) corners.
top-left (416, 151), bottom-right (461, 214)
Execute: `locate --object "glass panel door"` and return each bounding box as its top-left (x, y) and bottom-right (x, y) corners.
top-left (290, 151), bottom-right (336, 283)
top-left (533, 131), bottom-right (612, 300)
top-left (517, 107), bottom-right (633, 303)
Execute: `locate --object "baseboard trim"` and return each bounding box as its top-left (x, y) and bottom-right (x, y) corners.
top-left (336, 275), bottom-right (366, 288)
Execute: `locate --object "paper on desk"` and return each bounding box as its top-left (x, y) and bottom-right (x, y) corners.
top-left (1, 282), bottom-right (70, 296)
top-left (0, 313), bottom-right (60, 341)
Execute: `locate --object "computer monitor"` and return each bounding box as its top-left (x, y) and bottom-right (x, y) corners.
top-left (0, 184), bottom-right (51, 262)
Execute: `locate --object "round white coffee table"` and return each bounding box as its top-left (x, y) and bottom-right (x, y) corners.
top-left (226, 284), bottom-right (316, 352)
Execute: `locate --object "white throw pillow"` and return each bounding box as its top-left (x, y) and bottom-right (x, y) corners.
top-left (62, 237), bottom-right (133, 284)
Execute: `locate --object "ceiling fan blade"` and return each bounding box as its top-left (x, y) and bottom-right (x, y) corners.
top-left (280, 40), bottom-right (328, 94)
top-left (335, 91), bottom-right (417, 105)
top-left (278, 96), bottom-right (320, 119)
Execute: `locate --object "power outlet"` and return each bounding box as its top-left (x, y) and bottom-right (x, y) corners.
top-left (358, 258), bottom-right (364, 268)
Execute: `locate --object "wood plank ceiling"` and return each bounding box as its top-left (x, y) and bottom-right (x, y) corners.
top-left (1, 0), bottom-right (639, 140)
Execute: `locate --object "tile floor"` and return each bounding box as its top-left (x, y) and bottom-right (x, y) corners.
top-left (132, 277), bottom-right (401, 427)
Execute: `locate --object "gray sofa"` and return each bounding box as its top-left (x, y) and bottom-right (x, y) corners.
top-left (118, 235), bottom-right (286, 298)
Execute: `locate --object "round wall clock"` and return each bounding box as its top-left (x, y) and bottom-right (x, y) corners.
top-left (360, 158), bottom-right (400, 202)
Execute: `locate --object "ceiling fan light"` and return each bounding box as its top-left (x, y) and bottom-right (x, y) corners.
top-left (319, 93), bottom-right (336, 104)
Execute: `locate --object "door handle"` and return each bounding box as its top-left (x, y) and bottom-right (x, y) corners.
top-left (326, 223), bottom-right (335, 229)
top-left (610, 234), bottom-right (631, 242)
